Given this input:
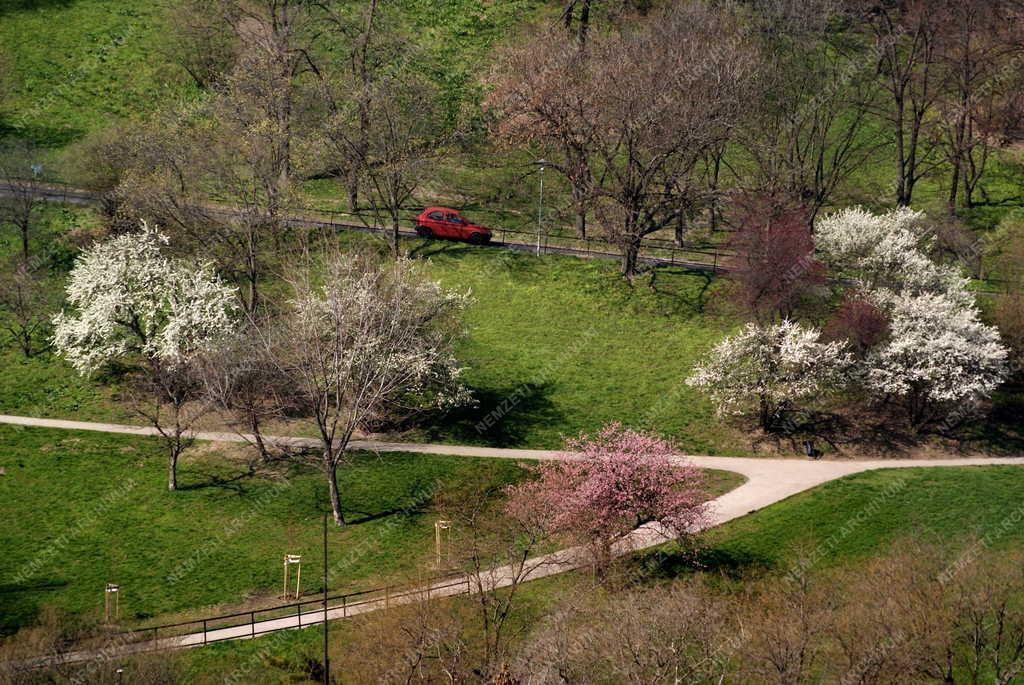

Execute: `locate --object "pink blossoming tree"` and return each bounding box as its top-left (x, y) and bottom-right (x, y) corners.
top-left (505, 424), bottom-right (709, 574)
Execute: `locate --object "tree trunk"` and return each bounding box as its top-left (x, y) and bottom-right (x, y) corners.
top-left (948, 105), bottom-right (968, 215)
top-left (620, 236), bottom-right (641, 279)
top-left (708, 152), bottom-right (722, 232)
top-left (17, 330), bottom-right (31, 357)
top-left (674, 211), bottom-right (687, 248)
top-left (390, 213), bottom-right (400, 259)
top-left (894, 96), bottom-right (909, 207)
top-left (572, 182), bottom-right (587, 239)
top-left (19, 222), bottom-right (28, 263)
top-left (243, 227), bottom-right (259, 316)
top-left (347, 168), bottom-right (360, 213)
top-left (168, 449), bottom-right (178, 491)
top-left (759, 395), bottom-right (771, 432)
top-left (948, 155), bottom-right (961, 216)
top-left (577, 0), bottom-right (590, 47)
top-left (326, 458), bottom-right (345, 526)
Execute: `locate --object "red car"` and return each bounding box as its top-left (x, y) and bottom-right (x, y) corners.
top-left (414, 207), bottom-right (492, 245)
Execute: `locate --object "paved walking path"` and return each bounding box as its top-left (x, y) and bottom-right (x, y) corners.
top-left (2, 413), bottom-right (1021, 666)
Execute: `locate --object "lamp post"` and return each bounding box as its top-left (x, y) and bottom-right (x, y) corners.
top-left (536, 160), bottom-right (548, 256)
top-left (322, 511), bottom-right (329, 685)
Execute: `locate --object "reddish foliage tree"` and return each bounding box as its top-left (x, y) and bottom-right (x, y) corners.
top-left (504, 424), bottom-right (708, 573)
top-left (822, 291), bottom-right (891, 356)
top-left (726, 194), bottom-right (826, 321)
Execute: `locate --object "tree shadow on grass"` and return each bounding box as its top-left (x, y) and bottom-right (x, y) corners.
top-left (631, 265), bottom-right (719, 317)
top-left (176, 466), bottom-right (257, 494)
top-left (955, 387), bottom-right (1024, 455)
top-left (626, 545), bottom-right (774, 585)
top-left (752, 408), bottom-right (924, 459)
top-left (0, 0), bottom-right (74, 16)
top-left (344, 502), bottom-right (431, 525)
top-left (423, 381), bottom-right (562, 448)
top-left (407, 240), bottom-right (465, 261)
top-left (0, 120), bottom-right (84, 149)
top-left (0, 578), bottom-right (68, 636)
top-left (407, 239), bottom-right (546, 278)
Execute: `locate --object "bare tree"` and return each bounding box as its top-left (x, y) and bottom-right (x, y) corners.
top-left (250, 243), bottom-right (469, 525)
top-left (442, 484), bottom-right (552, 680)
top-left (518, 580), bottom-right (736, 684)
top-left (315, 0), bottom-right (410, 212)
top-left (0, 141), bottom-right (45, 263)
top-left (738, 570), bottom-right (833, 683)
top-left (592, 5), bottom-right (755, 277)
top-left (161, 0), bottom-right (238, 89)
top-left (112, 0), bottom-right (324, 315)
top-left (491, 3), bottom-right (755, 258)
top-left (859, 0), bottom-right (943, 206)
top-left (214, 0), bottom-right (323, 216)
top-left (933, 0), bottom-right (1024, 213)
top-left (487, 33), bottom-right (597, 239)
top-left (323, 73), bottom-right (445, 257)
top-left (197, 324), bottom-right (297, 466)
top-left (740, 0), bottom-right (879, 221)
top-left (127, 358), bottom-right (210, 492)
top-left (115, 9), bottom-right (322, 317)
top-left (0, 258), bottom-right (56, 357)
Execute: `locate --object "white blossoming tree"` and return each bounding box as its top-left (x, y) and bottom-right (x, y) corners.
top-left (815, 206), bottom-right (1009, 427)
top-left (815, 206), bottom-right (968, 301)
top-left (52, 223), bottom-right (237, 490)
top-left (250, 248), bottom-right (470, 526)
top-left (865, 291), bottom-right (1008, 427)
top-left (686, 320), bottom-right (851, 431)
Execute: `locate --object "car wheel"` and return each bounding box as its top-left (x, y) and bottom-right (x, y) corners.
top-left (416, 225), bottom-right (432, 239)
top-left (467, 232), bottom-right (484, 245)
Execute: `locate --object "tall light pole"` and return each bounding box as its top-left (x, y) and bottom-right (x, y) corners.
top-left (322, 512), bottom-right (329, 685)
top-left (536, 160), bottom-right (547, 256)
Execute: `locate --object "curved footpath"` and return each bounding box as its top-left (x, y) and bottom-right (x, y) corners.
top-left (1, 413), bottom-right (1021, 665)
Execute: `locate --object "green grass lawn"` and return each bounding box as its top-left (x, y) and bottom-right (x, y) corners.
top-left (126, 464), bottom-right (1024, 684)
top-left (407, 242), bottom-right (737, 451)
top-left (0, 423), bottom-right (745, 637)
top-left (0, 0), bottom-right (187, 150)
top-left (0, 424), bottom-right (528, 635)
top-left (695, 465), bottom-right (1024, 575)
top-left (0, 212), bottom-right (743, 452)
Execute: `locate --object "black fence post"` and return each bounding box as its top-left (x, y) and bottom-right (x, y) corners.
top-left (203, 619), bottom-right (207, 645)
top-left (251, 611), bottom-right (255, 638)
top-left (297, 604), bottom-right (302, 628)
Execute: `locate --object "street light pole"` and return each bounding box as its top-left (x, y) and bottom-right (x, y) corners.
top-left (322, 511), bottom-right (328, 685)
top-left (536, 160), bottom-right (547, 256)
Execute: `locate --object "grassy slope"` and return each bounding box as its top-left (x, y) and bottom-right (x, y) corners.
top-left (0, 424), bottom-right (527, 634)
top-left (0, 209), bottom-right (741, 452)
top-left (413, 241), bottom-right (735, 451)
top-left (158, 464), bottom-right (1024, 683)
top-left (0, 0), bottom-right (184, 149)
top-left (699, 466), bottom-right (1024, 574)
top-left (3, 0), bottom-right (1022, 234)
top-left (0, 422), bottom-right (744, 636)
